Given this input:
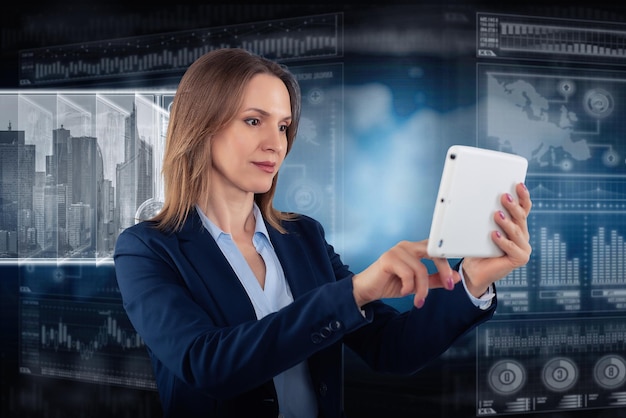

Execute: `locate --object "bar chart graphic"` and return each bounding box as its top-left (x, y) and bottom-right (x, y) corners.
top-left (20, 298), bottom-right (156, 389)
top-left (477, 12), bottom-right (626, 65)
top-left (19, 13), bottom-right (343, 86)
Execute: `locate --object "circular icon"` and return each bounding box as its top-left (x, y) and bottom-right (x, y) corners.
top-left (583, 88), bottom-right (614, 119)
top-left (602, 148), bottom-right (620, 167)
top-left (594, 355), bottom-right (626, 390)
top-left (52, 267), bottom-right (65, 283)
top-left (560, 158), bottom-right (574, 171)
top-left (542, 357), bottom-right (578, 392)
top-left (135, 198), bottom-right (164, 223)
top-left (307, 88), bottom-right (324, 105)
top-left (488, 360), bottom-right (526, 395)
top-left (557, 79), bottom-right (576, 98)
top-left (284, 180), bottom-right (323, 215)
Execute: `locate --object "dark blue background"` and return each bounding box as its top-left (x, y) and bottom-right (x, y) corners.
top-left (3, 2), bottom-right (626, 417)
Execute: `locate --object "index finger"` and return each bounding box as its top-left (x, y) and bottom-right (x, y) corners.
top-left (430, 256), bottom-right (457, 290)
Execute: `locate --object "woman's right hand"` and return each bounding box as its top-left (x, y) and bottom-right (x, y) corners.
top-left (351, 240), bottom-right (460, 309)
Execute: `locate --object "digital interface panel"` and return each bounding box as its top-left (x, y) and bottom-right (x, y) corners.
top-left (476, 11), bottom-right (626, 416)
top-left (19, 261), bottom-right (156, 389)
top-left (275, 62), bottom-right (344, 239)
top-left (19, 13), bottom-right (343, 86)
top-left (477, 12), bottom-right (626, 65)
top-left (477, 318), bottom-right (626, 415)
top-left (0, 91), bottom-right (172, 262)
top-left (477, 64), bottom-right (626, 316)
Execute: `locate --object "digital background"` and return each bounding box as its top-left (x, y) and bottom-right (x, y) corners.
top-left (2, 3), bottom-right (626, 417)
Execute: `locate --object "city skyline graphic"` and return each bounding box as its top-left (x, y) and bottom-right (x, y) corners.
top-left (0, 91), bottom-right (171, 261)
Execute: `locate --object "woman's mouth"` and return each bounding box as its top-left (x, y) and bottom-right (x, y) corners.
top-left (253, 161), bottom-right (276, 173)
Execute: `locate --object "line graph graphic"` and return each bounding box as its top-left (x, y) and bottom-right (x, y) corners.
top-left (20, 298), bottom-right (155, 389)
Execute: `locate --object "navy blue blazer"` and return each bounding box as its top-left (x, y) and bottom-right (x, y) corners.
top-left (114, 209), bottom-right (496, 417)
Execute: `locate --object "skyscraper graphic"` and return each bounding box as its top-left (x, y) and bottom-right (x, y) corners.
top-left (68, 135), bottom-right (102, 255)
top-left (0, 124), bottom-right (35, 257)
top-left (44, 126), bottom-right (71, 257)
top-left (116, 103), bottom-right (153, 233)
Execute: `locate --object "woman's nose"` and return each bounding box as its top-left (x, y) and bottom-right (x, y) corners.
top-left (262, 128), bottom-right (285, 153)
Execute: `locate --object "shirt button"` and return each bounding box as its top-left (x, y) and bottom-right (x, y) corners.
top-left (318, 383), bottom-right (328, 396)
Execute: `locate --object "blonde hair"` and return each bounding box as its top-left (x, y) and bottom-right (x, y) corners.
top-left (151, 48), bottom-right (301, 233)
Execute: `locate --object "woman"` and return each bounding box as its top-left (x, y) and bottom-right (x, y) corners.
top-left (114, 47), bottom-right (532, 417)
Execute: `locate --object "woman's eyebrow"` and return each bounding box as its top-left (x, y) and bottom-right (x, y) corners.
top-left (243, 107), bottom-right (292, 121)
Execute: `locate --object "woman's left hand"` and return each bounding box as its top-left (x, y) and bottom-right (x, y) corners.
top-left (462, 182), bottom-right (532, 298)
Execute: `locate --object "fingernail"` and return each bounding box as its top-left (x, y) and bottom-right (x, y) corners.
top-left (499, 210), bottom-right (505, 219)
top-left (416, 298), bottom-right (425, 309)
top-left (447, 276), bottom-right (454, 290)
top-left (506, 193), bottom-right (513, 202)
top-left (522, 183), bottom-right (527, 190)
top-left (495, 230), bottom-right (502, 238)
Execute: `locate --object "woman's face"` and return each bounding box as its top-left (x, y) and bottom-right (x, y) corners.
top-left (210, 73), bottom-right (292, 197)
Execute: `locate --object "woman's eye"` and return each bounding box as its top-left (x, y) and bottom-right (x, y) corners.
top-left (279, 125), bottom-right (288, 132)
top-left (245, 118), bottom-right (260, 126)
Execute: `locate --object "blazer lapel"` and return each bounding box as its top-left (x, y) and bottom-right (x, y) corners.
top-left (176, 209), bottom-right (257, 325)
top-left (268, 223), bottom-right (318, 299)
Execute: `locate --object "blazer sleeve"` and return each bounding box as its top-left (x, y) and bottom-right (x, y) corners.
top-left (278, 214), bottom-right (496, 376)
top-left (344, 269), bottom-right (496, 375)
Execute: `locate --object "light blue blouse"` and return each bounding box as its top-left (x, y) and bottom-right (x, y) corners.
top-left (196, 204), bottom-right (318, 418)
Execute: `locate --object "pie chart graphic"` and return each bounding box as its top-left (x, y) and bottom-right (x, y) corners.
top-left (594, 355), bottom-right (626, 390)
top-left (487, 359), bottom-right (526, 395)
top-left (542, 357), bottom-right (578, 392)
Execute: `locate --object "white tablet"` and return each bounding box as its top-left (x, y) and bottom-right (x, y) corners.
top-left (427, 145), bottom-right (528, 258)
